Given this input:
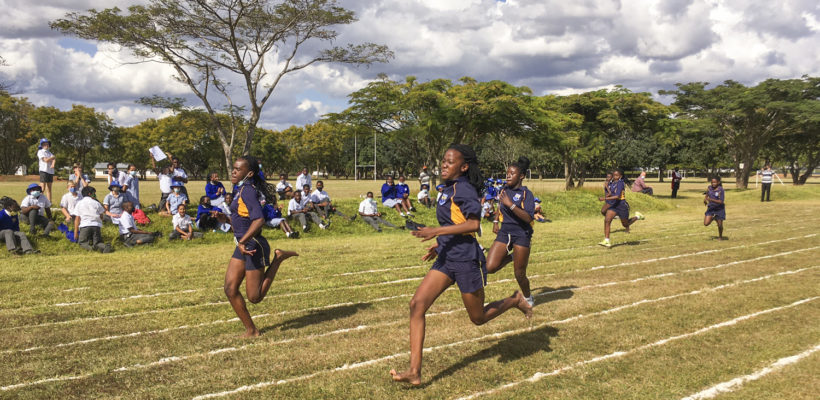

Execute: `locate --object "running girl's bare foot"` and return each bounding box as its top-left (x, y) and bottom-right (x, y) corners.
top-left (390, 368), bottom-right (421, 385)
top-left (514, 291), bottom-right (533, 319)
top-left (240, 328), bottom-right (260, 338)
top-left (266, 249), bottom-right (299, 279)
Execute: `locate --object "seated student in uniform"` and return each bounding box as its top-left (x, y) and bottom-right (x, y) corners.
top-left (205, 171), bottom-right (227, 208)
top-left (262, 198), bottom-right (298, 238)
top-left (0, 197), bottom-right (37, 255)
top-left (276, 173), bottom-right (293, 200)
top-left (60, 180), bottom-right (82, 232)
top-left (219, 192), bottom-right (233, 217)
top-left (196, 195), bottom-right (231, 232)
top-left (435, 184), bottom-right (445, 203)
top-left (169, 203), bottom-right (203, 240)
top-left (72, 186), bottom-right (113, 253)
top-left (310, 180), bottom-right (354, 223)
top-left (381, 176), bottom-right (405, 217)
top-left (103, 180), bottom-right (136, 226)
top-left (162, 180), bottom-right (188, 217)
top-left (358, 191), bottom-right (402, 232)
top-left (481, 193), bottom-right (496, 222)
top-left (396, 175), bottom-right (415, 215)
top-left (417, 184), bottom-right (432, 208)
top-left (119, 201), bottom-right (158, 247)
top-left (20, 183), bottom-right (55, 236)
top-left (288, 190), bottom-right (324, 231)
top-left (533, 197), bottom-right (549, 223)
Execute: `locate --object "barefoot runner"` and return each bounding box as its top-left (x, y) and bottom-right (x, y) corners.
top-left (703, 176), bottom-right (726, 240)
top-left (390, 144), bottom-right (532, 385)
top-left (224, 156), bottom-right (298, 338)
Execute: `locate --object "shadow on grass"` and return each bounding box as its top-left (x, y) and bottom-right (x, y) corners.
top-left (264, 303), bottom-right (372, 332)
top-left (710, 236), bottom-right (730, 241)
top-left (424, 325), bottom-right (560, 386)
top-left (531, 285), bottom-right (577, 307)
top-left (610, 240), bottom-right (642, 248)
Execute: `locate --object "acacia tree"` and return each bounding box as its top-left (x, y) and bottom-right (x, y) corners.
top-left (52, 0), bottom-right (392, 173)
top-left (0, 91), bottom-right (34, 174)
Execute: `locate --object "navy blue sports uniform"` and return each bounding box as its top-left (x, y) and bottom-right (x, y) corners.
top-left (705, 186), bottom-right (726, 220)
top-left (230, 182), bottom-right (271, 271)
top-left (496, 186), bottom-right (535, 248)
top-left (607, 180), bottom-right (630, 219)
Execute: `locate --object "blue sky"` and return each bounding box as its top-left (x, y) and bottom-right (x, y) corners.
top-left (1, 0), bottom-right (818, 129)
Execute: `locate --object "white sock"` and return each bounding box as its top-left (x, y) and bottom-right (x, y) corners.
top-left (526, 296), bottom-right (535, 307)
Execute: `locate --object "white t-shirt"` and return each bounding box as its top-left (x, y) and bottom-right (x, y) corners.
top-left (288, 198), bottom-right (306, 216)
top-left (108, 170), bottom-right (128, 185)
top-left (71, 197), bottom-right (104, 228)
top-left (172, 168), bottom-right (188, 185)
top-left (60, 192), bottom-right (82, 211)
top-left (158, 173), bottom-right (173, 194)
top-left (173, 213), bottom-right (192, 231)
top-left (276, 181), bottom-right (292, 192)
top-left (37, 149), bottom-right (54, 174)
top-left (358, 198), bottom-right (378, 215)
top-left (296, 173), bottom-right (311, 190)
top-left (21, 195), bottom-right (51, 217)
top-left (417, 189), bottom-right (429, 201)
top-left (119, 211), bottom-right (135, 235)
top-left (311, 189), bottom-right (330, 203)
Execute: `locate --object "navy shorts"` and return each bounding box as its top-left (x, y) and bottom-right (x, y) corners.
top-left (431, 257), bottom-right (488, 294)
top-left (609, 202), bottom-right (630, 220)
top-left (231, 235), bottom-right (271, 271)
top-left (705, 208), bottom-right (726, 220)
top-left (39, 171), bottom-right (53, 183)
top-left (494, 231), bottom-right (532, 249)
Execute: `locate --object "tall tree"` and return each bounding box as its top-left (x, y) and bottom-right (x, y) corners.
top-left (29, 105), bottom-right (116, 171)
top-left (765, 76), bottom-right (820, 184)
top-left (0, 91), bottom-right (34, 174)
top-left (52, 0), bottom-right (392, 173)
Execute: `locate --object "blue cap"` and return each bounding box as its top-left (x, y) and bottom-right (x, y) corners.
top-left (108, 180), bottom-right (122, 190)
top-left (495, 179), bottom-right (504, 184)
top-left (171, 180), bottom-right (184, 187)
top-left (435, 184), bottom-right (445, 190)
top-left (37, 138), bottom-right (50, 149)
top-left (486, 178), bottom-right (494, 183)
top-left (534, 197), bottom-right (541, 203)
top-left (26, 183), bottom-right (43, 193)
top-left (484, 193), bottom-right (494, 200)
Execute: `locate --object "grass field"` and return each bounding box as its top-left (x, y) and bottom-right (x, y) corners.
top-left (0, 177), bottom-right (818, 399)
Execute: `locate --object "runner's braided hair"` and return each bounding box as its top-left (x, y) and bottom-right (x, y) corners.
top-left (510, 156), bottom-right (531, 176)
top-left (447, 143), bottom-right (484, 193)
top-left (237, 155), bottom-right (276, 202)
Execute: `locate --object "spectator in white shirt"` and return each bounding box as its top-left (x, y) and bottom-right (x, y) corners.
top-left (276, 173), bottom-right (293, 200)
top-left (36, 138), bottom-right (56, 202)
top-left (358, 191), bottom-right (400, 232)
top-left (71, 186), bottom-right (112, 253)
top-left (68, 163), bottom-right (90, 192)
top-left (119, 201), bottom-right (158, 246)
top-left (417, 184), bottom-right (432, 208)
top-left (170, 156), bottom-right (189, 197)
top-left (296, 167), bottom-right (311, 191)
top-left (125, 164), bottom-right (140, 208)
top-left (310, 180), bottom-right (354, 223)
top-left (219, 192), bottom-right (233, 216)
top-left (106, 162), bottom-right (128, 187)
top-left (758, 164), bottom-right (774, 202)
top-left (60, 181), bottom-right (82, 230)
top-left (150, 157), bottom-right (174, 212)
top-left (170, 204), bottom-right (203, 240)
top-left (288, 190), bottom-right (323, 231)
top-left (103, 181), bottom-right (136, 225)
top-left (20, 183), bottom-right (55, 235)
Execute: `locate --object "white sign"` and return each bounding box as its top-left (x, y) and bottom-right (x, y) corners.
top-left (149, 146), bottom-right (167, 161)
top-left (738, 163), bottom-right (744, 169)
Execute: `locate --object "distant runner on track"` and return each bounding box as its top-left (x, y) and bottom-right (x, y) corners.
top-left (703, 176), bottom-right (726, 240)
top-left (598, 169), bottom-right (644, 248)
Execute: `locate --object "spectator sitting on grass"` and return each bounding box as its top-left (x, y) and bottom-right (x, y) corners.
top-left (170, 204), bottom-right (203, 240)
top-left (435, 184), bottom-right (445, 203)
top-left (381, 176), bottom-right (405, 217)
top-left (0, 197), bottom-right (37, 255)
top-left (288, 190), bottom-right (323, 231)
top-left (161, 180), bottom-right (188, 217)
top-left (205, 171), bottom-right (227, 208)
top-left (396, 176), bottom-right (415, 215)
top-left (358, 191), bottom-right (401, 232)
top-left (119, 201), bottom-right (158, 247)
top-left (125, 164), bottom-right (140, 208)
top-left (296, 167), bottom-right (311, 191)
top-left (481, 193), bottom-right (496, 222)
top-left (60, 180), bottom-right (82, 232)
top-left (72, 186), bottom-right (113, 253)
top-left (276, 173), bottom-right (293, 200)
top-left (196, 195), bottom-right (231, 232)
top-left (219, 192), bottom-right (233, 216)
top-left (103, 180), bottom-right (136, 226)
top-left (20, 183), bottom-right (55, 236)
top-left (311, 180), bottom-right (355, 223)
top-left (533, 197), bottom-right (550, 223)
top-left (417, 184), bottom-right (432, 208)
top-left (262, 199), bottom-right (298, 238)
top-left (631, 171), bottom-right (654, 195)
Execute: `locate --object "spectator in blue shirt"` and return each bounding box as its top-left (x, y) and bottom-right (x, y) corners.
top-left (0, 197), bottom-right (36, 254)
top-left (205, 172), bottom-right (227, 208)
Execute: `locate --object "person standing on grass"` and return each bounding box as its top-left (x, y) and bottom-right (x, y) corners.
top-left (358, 191), bottom-right (402, 232)
top-left (390, 144), bottom-right (532, 386)
top-left (20, 183), bottom-right (55, 236)
top-left (671, 166), bottom-right (682, 198)
top-left (703, 176), bottom-right (726, 240)
top-left (759, 164), bottom-right (773, 202)
top-left (72, 186), bottom-right (113, 253)
top-left (36, 138), bottom-right (56, 203)
top-left (224, 156), bottom-right (298, 338)
top-left (418, 166), bottom-right (431, 191)
top-left (486, 156), bottom-right (536, 308)
top-left (598, 169), bottom-right (645, 248)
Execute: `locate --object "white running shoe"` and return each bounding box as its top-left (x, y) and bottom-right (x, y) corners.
top-left (526, 295), bottom-right (535, 307)
top-left (635, 211), bottom-right (645, 220)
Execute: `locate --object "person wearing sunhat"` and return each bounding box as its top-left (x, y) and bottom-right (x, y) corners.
top-left (20, 183), bottom-right (54, 236)
top-left (162, 180), bottom-right (188, 216)
top-left (103, 180), bottom-right (135, 225)
top-left (36, 138), bottom-right (56, 203)
top-left (533, 197), bottom-right (549, 223)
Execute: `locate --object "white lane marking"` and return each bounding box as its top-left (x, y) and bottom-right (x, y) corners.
top-left (680, 343), bottom-right (820, 400)
top-left (5, 266), bottom-right (814, 393)
top-left (454, 297), bottom-right (819, 400)
top-left (61, 287), bottom-right (89, 292)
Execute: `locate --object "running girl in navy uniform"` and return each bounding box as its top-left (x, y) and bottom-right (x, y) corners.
top-left (487, 156), bottom-right (536, 307)
top-left (390, 144), bottom-right (532, 386)
top-left (703, 176), bottom-right (726, 240)
top-left (598, 169), bottom-right (644, 248)
top-left (224, 156), bottom-right (298, 338)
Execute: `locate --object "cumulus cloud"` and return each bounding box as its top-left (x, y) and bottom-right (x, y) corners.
top-left (0, 0), bottom-right (818, 128)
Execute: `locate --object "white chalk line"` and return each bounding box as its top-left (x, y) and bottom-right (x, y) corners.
top-left (5, 258), bottom-right (816, 392)
top-left (453, 297), bottom-right (819, 400)
top-left (680, 343), bottom-right (820, 400)
top-left (3, 228), bottom-right (816, 339)
top-left (5, 241), bottom-right (816, 356)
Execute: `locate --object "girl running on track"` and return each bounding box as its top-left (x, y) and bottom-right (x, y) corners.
top-left (390, 144), bottom-right (532, 386)
top-left (601, 171), bottom-right (613, 216)
top-left (703, 176), bottom-right (726, 240)
top-left (224, 155), bottom-right (298, 338)
top-left (598, 169), bottom-right (644, 248)
top-left (486, 156), bottom-right (536, 308)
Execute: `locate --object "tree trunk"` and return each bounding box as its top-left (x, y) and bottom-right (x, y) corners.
top-left (658, 167), bottom-right (664, 183)
top-left (563, 156), bottom-right (574, 190)
top-left (734, 156), bottom-right (754, 189)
